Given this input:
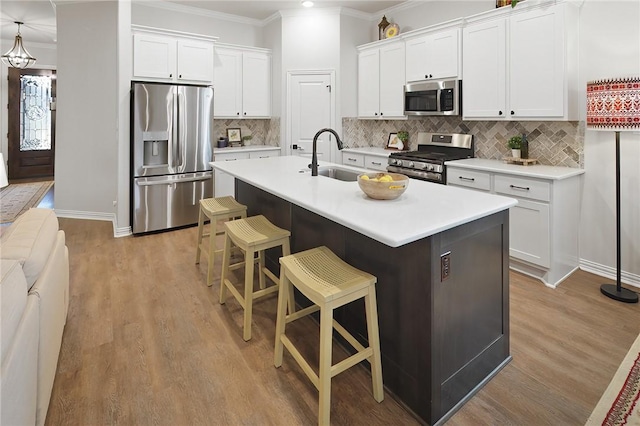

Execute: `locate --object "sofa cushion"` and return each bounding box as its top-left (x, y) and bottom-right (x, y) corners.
top-left (0, 208), bottom-right (59, 290)
top-left (1, 259), bottom-right (28, 362)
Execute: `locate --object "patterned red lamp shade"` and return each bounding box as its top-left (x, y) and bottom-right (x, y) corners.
top-left (586, 77), bottom-right (640, 130)
top-left (585, 76), bottom-right (640, 304)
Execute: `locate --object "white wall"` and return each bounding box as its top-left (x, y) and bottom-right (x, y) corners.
top-left (371, 1), bottom-right (494, 40)
top-left (340, 14), bottom-right (371, 118)
top-left (132, 3), bottom-right (262, 46)
top-left (55, 2), bottom-right (120, 221)
top-left (0, 42), bottom-right (57, 169)
top-left (579, 0), bottom-right (640, 283)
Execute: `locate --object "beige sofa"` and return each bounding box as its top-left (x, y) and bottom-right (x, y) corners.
top-left (1, 208), bottom-right (69, 426)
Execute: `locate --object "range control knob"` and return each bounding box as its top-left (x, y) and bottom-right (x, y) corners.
top-left (408, 161), bottom-right (415, 168)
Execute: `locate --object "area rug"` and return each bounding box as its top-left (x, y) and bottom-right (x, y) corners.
top-left (586, 332), bottom-right (640, 425)
top-left (0, 181), bottom-right (54, 224)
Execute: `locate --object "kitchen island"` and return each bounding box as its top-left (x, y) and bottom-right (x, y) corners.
top-left (211, 156), bottom-right (517, 425)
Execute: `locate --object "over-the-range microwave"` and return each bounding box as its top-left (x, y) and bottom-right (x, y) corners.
top-left (404, 79), bottom-right (461, 116)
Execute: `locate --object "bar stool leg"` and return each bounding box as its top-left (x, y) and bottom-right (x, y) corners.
top-left (243, 248), bottom-right (256, 341)
top-left (258, 250), bottom-right (266, 290)
top-left (195, 206), bottom-right (205, 264)
top-left (206, 217), bottom-right (218, 287)
top-left (365, 287), bottom-right (384, 402)
top-left (318, 306), bottom-right (334, 426)
top-left (219, 234), bottom-right (232, 304)
top-left (281, 239), bottom-right (296, 314)
top-left (274, 272), bottom-right (289, 367)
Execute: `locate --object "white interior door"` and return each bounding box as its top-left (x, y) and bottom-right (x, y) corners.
top-left (288, 72), bottom-right (333, 162)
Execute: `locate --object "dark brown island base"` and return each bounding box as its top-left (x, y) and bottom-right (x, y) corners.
top-left (235, 179), bottom-right (511, 425)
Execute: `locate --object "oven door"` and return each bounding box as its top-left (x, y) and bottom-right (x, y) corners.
top-left (387, 165), bottom-right (443, 184)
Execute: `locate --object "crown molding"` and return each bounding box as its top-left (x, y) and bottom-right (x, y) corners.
top-left (133, 0), bottom-right (263, 27)
top-left (376, 0), bottom-right (425, 20)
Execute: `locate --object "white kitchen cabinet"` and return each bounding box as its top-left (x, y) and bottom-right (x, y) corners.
top-left (214, 45), bottom-right (271, 119)
top-left (358, 41), bottom-right (406, 119)
top-left (446, 160), bottom-right (583, 288)
top-left (462, 2), bottom-right (578, 120)
top-left (342, 149), bottom-right (391, 172)
top-left (132, 29), bottom-right (214, 84)
top-left (405, 27), bottom-right (460, 82)
top-left (214, 148), bottom-right (280, 197)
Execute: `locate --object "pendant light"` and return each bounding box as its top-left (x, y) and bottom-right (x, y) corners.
top-left (1, 22), bottom-right (37, 69)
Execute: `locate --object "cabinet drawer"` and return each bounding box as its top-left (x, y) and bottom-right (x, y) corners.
top-left (214, 152), bottom-right (250, 162)
top-left (494, 175), bottom-right (550, 202)
top-left (249, 149), bottom-right (280, 159)
top-left (342, 153), bottom-right (365, 167)
top-left (446, 168), bottom-right (491, 191)
top-left (364, 155), bottom-right (388, 171)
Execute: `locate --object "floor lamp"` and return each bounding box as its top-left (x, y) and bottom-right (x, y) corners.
top-left (586, 77), bottom-right (640, 303)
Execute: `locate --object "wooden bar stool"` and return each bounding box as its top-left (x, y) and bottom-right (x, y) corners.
top-left (195, 196), bottom-right (247, 286)
top-left (274, 246), bottom-right (384, 425)
top-left (219, 215), bottom-right (292, 341)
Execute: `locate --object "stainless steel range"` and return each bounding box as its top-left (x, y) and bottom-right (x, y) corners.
top-left (387, 132), bottom-right (474, 184)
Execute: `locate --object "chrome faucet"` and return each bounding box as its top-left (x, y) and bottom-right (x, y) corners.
top-left (310, 128), bottom-right (344, 176)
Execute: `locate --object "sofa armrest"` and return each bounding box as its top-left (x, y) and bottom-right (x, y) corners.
top-left (29, 230), bottom-right (69, 426)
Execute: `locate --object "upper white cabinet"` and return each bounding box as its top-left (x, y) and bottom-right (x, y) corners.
top-left (214, 45), bottom-right (271, 119)
top-left (462, 2), bottom-right (578, 120)
top-left (132, 28), bottom-right (215, 84)
top-left (405, 27), bottom-right (460, 82)
top-left (358, 40), bottom-right (406, 119)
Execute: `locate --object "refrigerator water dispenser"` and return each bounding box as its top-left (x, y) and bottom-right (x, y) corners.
top-left (143, 140), bottom-right (168, 167)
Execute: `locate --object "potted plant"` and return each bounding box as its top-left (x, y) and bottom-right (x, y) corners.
top-left (508, 136), bottom-right (523, 158)
top-left (242, 135), bottom-right (253, 146)
top-left (397, 131), bottom-right (409, 150)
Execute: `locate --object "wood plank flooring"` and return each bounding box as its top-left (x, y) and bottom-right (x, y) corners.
top-left (46, 218), bottom-right (640, 425)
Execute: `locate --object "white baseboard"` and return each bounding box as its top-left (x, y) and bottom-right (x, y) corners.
top-left (579, 258), bottom-right (640, 289)
top-left (54, 210), bottom-right (131, 238)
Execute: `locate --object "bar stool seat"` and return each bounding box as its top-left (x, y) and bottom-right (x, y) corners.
top-left (195, 196), bottom-right (247, 286)
top-left (274, 246), bottom-right (384, 425)
top-left (219, 215), bottom-right (292, 341)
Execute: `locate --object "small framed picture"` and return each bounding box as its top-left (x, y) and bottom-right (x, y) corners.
top-left (227, 128), bottom-right (242, 143)
top-left (386, 132), bottom-right (403, 150)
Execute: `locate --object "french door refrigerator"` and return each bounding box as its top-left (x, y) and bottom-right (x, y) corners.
top-left (131, 82), bottom-right (213, 234)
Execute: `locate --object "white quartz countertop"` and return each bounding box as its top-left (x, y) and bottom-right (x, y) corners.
top-left (341, 147), bottom-right (394, 157)
top-left (214, 145), bottom-right (281, 154)
top-left (445, 158), bottom-right (585, 180)
top-left (211, 156), bottom-right (517, 247)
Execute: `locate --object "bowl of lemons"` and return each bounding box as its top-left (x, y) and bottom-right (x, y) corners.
top-left (357, 172), bottom-right (409, 200)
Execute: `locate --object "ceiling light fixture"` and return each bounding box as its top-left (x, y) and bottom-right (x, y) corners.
top-left (1, 22), bottom-right (37, 69)
top-left (301, 0), bottom-right (314, 8)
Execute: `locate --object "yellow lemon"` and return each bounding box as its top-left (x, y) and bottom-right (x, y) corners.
top-left (360, 175), bottom-right (370, 180)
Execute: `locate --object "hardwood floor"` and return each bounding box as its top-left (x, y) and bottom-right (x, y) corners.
top-left (46, 218), bottom-right (640, 425)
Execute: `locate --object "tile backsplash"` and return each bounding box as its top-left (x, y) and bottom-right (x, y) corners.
top-left (213, 118), bottom-right (280, 147)
top-left (342, 117), bottom-right (584, 168)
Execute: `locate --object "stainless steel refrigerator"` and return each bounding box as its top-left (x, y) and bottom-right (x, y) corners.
top-left (131, 82), bottom-right (213, 234)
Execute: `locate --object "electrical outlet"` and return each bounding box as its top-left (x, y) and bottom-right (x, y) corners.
top-left (441, 251), bottom-right (451, 281)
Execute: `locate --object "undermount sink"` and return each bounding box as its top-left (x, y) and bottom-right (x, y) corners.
top-left (317, 167), bottom-right (360, 182)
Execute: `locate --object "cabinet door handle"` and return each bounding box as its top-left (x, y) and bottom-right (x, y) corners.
top-left (225, 158), bottom-right (238, 161)
top-left (510, 184), bottom-right (530, 191)
top-left (169, 73), bottom-right (172, 78)
top-left (244, 112), bottom-right (246, 116)
top-left (429, 74), bottom-right (433, 78)
top-left (371, 161), bottom-right (382, 166)
top-left (380, 112), bottom-right (384, 116)
top-left (374, 112), bottom-right (378, 116)
top-left (237, 112), bottom-right (240, 116)
top-left (498, 110), bottom-right (503, 116)
top-left (459, 176), bottom-right (475, 182)
top-left (510, 110), bottom-right (515, 115)
top-left (347, 157), bottom-right (357, 162)
top-left (425, 74), bottom-right (428, 79)
top-left (179, 74), bottom-right (182, 79)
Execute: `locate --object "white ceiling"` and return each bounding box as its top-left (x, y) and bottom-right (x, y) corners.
top-left (0, 0), bottom-right (405, 45)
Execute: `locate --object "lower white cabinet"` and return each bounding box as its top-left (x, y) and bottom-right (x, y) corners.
top-left (447, 163), bottom-right (582, 288)
top-left (214, 149), bottom-right (280, 197)
top-left (341, 151), bottom-right (389, 172)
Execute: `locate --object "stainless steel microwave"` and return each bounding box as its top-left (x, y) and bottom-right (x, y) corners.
top-left (404, 79), bottom-right (461, 116)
